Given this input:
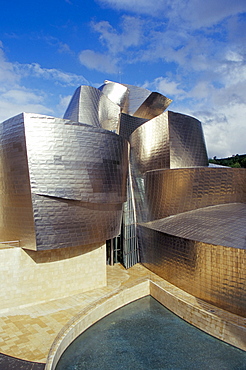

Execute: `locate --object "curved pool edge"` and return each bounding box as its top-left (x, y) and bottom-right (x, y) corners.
top-left (45, 276), bottom-right (246, 370)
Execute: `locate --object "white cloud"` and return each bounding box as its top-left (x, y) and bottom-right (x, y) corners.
top-left (91, 16), bottom-right (143, 55)
top-left (77, 16), bottom-right (144, 74)
top-left (97, 0), bottom-right (246, 28)
top-left (0, 46), bottom-right (20, 87)
top-left (15, 62), bottom-right (89, 86)
top-left (0, 43), bottom-right (83, 122)
top-left (79, 49), bottom-right (119, 74)
top-left (143, 77), bottom-right (186, 99)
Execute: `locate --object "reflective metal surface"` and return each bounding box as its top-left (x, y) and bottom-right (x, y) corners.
top-left (99, 80), bottom-right (151, 115)
top-left (1, 79), bottom-right (245, 318)
top-left (130, 111), bottom-right (208, 176)
top-left (121, 83), bottom-right (151, 115)
top-left (133, 92), bottom-right (172, 119)
top-left (98, 80), bottom-right (128, 108)
top-left (0, 114), bottom-right (36, 250)
top-left (0, 113), bottom-right (128, 250)
top-left (64, 85), bottom-right (121, 133)
top-left (119, 113), bottom-right (148, 141)
top-left (145, 167), bottom-right (246, 221)
top-left (138, 219), bottom-right (246, 317)
top-left (142, 203), bottom-right (246, 250)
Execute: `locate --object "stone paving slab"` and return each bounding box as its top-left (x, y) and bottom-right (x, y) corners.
top-left (0, 264), bottom-right (151, 364)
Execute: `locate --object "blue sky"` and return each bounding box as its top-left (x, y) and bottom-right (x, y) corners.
top-left (0, 0), bottom-right (245, 158)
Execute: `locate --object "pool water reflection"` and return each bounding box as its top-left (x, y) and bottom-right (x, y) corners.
top-left (56, 296), bottom-right (246, 370)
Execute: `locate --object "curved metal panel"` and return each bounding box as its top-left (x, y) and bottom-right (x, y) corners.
top-left (0, 112), bottom-right (128, 250)
top-left (119, 113), bottom-right (148, 141)
top-left (138, 223), bottom-right (246, 317)
top-left (99, 80), bottom-right (151, 115)
top-left (32, 195), bottom-right (123, 250)
top-left (142, 203), bottom-right (246, 250)
top-left (121, 83), bottom-right (151, 115)
top-left (133, 92), bottom-right (172, 119)
top-left (169, 111), bottom-right (208, 168)
top-left (0, 114), bottom-right (36, 249)
top-left (24, 114), bottom-right (129, 204)
top-left (145, 167), bottom-right (246, 221)
top-left (129, 111), bottom-right (170, 175)
top-left (98, 80), bottom-right (128, 108)
top-left (63, 85), bottom-right (121, 132)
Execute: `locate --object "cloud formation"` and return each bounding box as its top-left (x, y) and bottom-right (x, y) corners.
top-left (0, 43), bottom-right (88, 122)
top-left (88, 1), bottom-right (246, 157)
top-left (79, 49), bottom-right (119, 74)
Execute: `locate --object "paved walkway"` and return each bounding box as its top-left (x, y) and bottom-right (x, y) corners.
top-left (0, 264), bottom-right (153, 365)
top-left (0, 263), bottom-right (245, 369)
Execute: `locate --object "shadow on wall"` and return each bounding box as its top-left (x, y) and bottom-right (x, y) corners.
top-left (25, 242), bottom-right (105, 264)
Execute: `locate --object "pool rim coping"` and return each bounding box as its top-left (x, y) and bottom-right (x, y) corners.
top-left (44, 274), bottom-right (246, 370)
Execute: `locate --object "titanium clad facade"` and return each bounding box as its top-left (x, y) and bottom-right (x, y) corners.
top-left (169, 111), bottom-right (208, 168)
top-left (121, 83), bottom-right (151, 115)
top-left (141, 203), bottom-right (246, 250)
top-left (145, 167), bottom-right (246, 220)
top-left (99, 80), bottom-right (151, 115)
top-left (0, 113), bottom-right (128, 250)
top-left (98, 80), bottom-right (128, 108)
top-left (129, 111), bottom-right (208, 176)
top-left (138, 219), bottom-right (246, 316)
top-left (64, 85), bottom-right (121, 133)
top-left (24, 114), bottom-right (128, 204)
top-left (133, 92), bottom-right (172, 120)
top-left (1, 79), bottom-right (245, 318)
top-left (119, 113), bottom-right (148, 141)
top-left (129, 111), bottom-right (170, 175)
top-left (0, 114), bottom-right (36, 249)
top-left (32, 194), bottom-right (123, 250)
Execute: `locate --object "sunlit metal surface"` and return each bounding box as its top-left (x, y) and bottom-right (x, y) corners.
top-left (0, 114), bottom-right (36, 250)
top-left (142, 203), bottom-right (246, 250)
top-left (98, 80), bottom-right (128, 108)
top-left (1, 79), bottom-right (245, 318)
top-left (169, 111), bottom-right (208, 168)
top-left (130, 111), bottom-right (170, 175)
top-left (99, 80), bottom-right (151, 115)
top-left (0, 113), bottom-right (128, 250)
top-left (121, 83), bottom-right (151, 115)
top-left (119, 113), bottom-right (148, 141)
top-left (133, 92), bottom-right (172, 119)
top-left (145, 167), bottom-right (246, 221)
top-left (138, 203), bottom-right (246, 316)
top-left (64, 85), bottom-right (121, 133)
top-left (130, 111), bottom-right (208, 176)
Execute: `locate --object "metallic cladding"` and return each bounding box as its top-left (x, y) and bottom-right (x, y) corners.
top-left (98, 80), bottom-right (128, 108)
top-left (1, 79), bottom-right (245, 318)
top-left (141, 203), bottom-right (246, 250)
top-left (138, 224), bottom-right (246, 317)
top-left (0, 113), bottom-right (128, 250)
top-left (24, 113), bottom-right (128, 204)
top-left (168, 111), bottom-right (208, 168)
top-left (129, 111), bottom-right (170, 175)
top-left (129, 110), bottom-right (208, 176)
top-left (133, 92), bottom-right (172, 120)
top-left (121, 83), bottom-right (151, 115)
top-left (0, 114), bottom-right (36, 249)
top-left (32, 194), bottom-right (123, 249)
top-left (63, 85), bottom-right (121, 133)
top-left (99, 80), bottom-right (151, 115)
top-left (119, 113), bottom-right (148, 141)
top-left (144, 167), bottom-right (246, 220)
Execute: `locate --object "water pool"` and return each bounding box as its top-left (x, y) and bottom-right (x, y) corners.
top-left (56, 296), bottom-right (246, 369)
